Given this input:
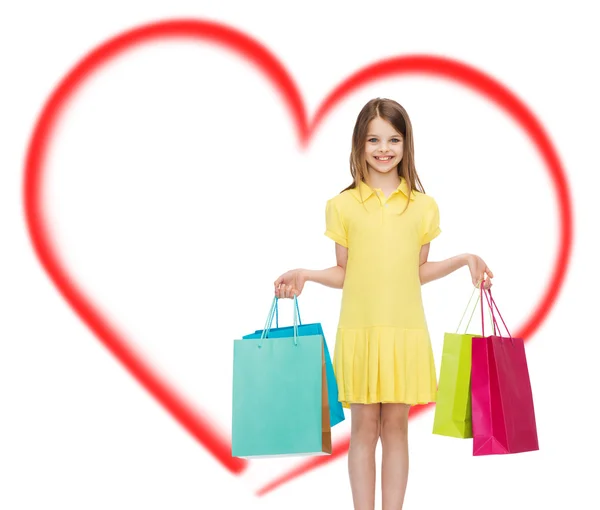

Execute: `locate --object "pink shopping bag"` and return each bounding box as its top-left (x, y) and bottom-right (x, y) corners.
top-left (470, 285), bottom-right (539, 456)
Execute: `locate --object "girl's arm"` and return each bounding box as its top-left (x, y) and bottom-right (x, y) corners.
top-left (304, 242), bottom-right (347, 289)
top-left (274, 243), bottom-right (347, 298)
top-left (418, 244), bottom-right (493, 287)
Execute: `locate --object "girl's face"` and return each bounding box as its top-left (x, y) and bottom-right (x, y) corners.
top-left (364, 117), bottom-right (404, 176)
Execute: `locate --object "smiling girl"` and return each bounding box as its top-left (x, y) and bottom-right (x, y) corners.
top-left (274, 98), bottom-right (493, 510)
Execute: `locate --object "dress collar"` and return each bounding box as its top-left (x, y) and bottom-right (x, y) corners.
top-left (350, 177), bottom-right (416, 203)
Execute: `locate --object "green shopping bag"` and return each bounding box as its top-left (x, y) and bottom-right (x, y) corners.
top-left (432, 287), bottom-right (493, 438)
top-left (232, 295), bottom-right (332, 458)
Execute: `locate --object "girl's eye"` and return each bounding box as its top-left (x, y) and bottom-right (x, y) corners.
top-left (367, 138), bottom-right (402, 143)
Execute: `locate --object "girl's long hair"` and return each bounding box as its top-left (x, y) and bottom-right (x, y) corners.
top-left (341, 98), bottom-right (426, 212)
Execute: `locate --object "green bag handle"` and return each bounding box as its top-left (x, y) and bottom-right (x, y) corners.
top-left (259, 295), bottom-right (300, 347)
top-left (456, 285), bottom-right (495, 335)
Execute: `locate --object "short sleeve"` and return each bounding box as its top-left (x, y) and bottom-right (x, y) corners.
top-left (324, 198), bottom-right (348, 247)
top-left (420, 197), bottom-right (441, 245)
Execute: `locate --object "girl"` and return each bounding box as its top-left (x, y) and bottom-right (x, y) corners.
top-left (274, 98), bottom-right (493, 510)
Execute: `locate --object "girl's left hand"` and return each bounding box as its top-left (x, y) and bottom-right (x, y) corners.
top-left (466, 254), bottom-right (494, 289)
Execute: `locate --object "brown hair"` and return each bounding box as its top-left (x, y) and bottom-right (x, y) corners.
top-left (341, 98), bottom-right (426, 213)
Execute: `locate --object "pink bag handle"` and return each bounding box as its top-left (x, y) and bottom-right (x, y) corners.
top-left (487, 288), bottom-right (513, 339)
top-left (479, 280), bottom-right (499, 337)
top-left (479, 281), bottom-right (513, 339)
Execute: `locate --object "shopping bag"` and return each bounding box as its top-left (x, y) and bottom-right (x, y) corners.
top-left (471, 285), bottom-right (539, 455)
top-left (432, 286), bottom-right (492, 438)
top-left (243, 296), bottom-right (345, 427)
top-left (232, 295), bottom-right (332, 458)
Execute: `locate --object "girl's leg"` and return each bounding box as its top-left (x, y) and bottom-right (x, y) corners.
top-left (348, 403), bottom-right (381, 510)
top-left (380, 403), bottom-right (410, 510)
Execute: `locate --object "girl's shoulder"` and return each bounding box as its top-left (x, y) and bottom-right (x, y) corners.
top-left (412, 189), bottom-right (438, 207)
top-left (326, 188), bottom-right (356, 206)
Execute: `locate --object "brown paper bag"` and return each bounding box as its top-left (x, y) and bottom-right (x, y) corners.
top-left (321, 342), bottom-right (332, 454)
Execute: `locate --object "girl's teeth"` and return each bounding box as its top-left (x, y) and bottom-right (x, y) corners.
top-left (377, 157), bottom-right (391, 160)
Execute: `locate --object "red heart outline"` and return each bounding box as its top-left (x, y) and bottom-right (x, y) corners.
top-left (23, 18), bottom-right (573, 496)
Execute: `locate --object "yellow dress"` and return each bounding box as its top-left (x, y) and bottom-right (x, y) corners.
top-left (324, 178), bottom-right (441, 408)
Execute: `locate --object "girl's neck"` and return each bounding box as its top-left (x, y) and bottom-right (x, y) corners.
top-left (364, 168), bottom-right (401, 192)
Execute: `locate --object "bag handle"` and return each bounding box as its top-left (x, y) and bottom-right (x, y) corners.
top-left (484, 288), bottom-right (513, 339)
top-left (273, 295), bottom-right (302, 329)
top-left (456, 285), bottom-right (494, 335)
top-left (259, 295), bottom-right (300, 347)
top-left (260, 295), bottom-right (278, 336)
top-left (479, 282), bottom-right (504, 338)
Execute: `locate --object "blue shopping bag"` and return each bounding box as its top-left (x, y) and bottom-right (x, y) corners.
top-left (243, 296), bottom-right (345, 427)
top-left (232, 295), bottom-right (332, 458)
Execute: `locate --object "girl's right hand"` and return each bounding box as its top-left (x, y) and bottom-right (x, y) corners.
top-left (274, 269), bottom-right (307, 299)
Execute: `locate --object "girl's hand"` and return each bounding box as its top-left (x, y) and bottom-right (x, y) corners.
top-left (274, 269), bottom-right (307, 298)
top-left (466, 254), bottom-right (494, 289)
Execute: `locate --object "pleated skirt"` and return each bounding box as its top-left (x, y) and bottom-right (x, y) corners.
top-left (332, 326), bottom-right (438, 409)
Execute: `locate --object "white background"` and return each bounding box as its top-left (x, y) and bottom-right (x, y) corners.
top-left (1, 1), bottom-right (598, 508)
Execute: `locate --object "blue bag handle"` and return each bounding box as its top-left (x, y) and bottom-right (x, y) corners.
top-left (259, 295), bottom-right (300, 347)
top-left (274, 295), bottom-right (302, 329)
